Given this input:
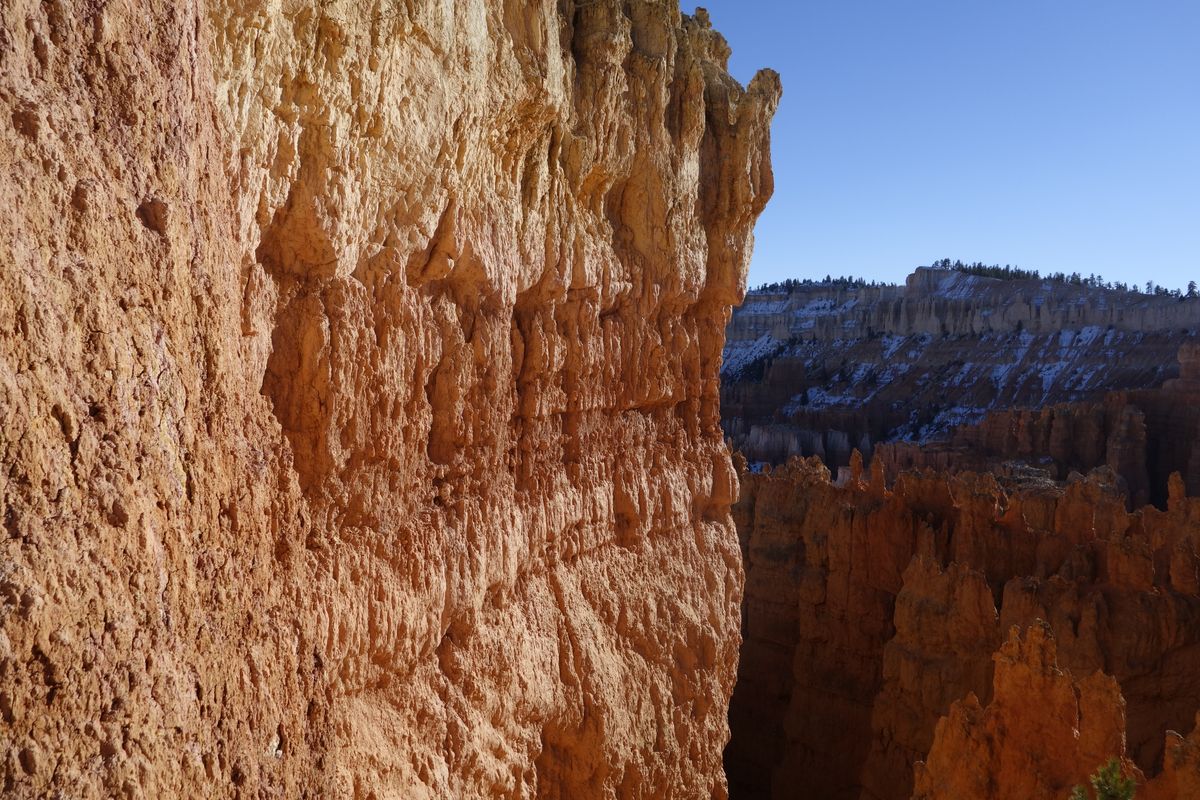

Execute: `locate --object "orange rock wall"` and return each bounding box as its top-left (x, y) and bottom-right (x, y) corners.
top-left (727, 458), bottom-right (1200, 799)
top-left (0, 2), bottom-right (778, 796)
top-left (915, 623), bottom-right (1200, 800)
top-left (913, 623), bottom-right (1137, 800)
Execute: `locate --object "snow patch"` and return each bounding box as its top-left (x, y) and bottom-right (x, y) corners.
top-left (721, 333), bottom-right (781, 379)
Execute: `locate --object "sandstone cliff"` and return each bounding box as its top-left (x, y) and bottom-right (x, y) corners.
top-left (721, 270), bottom-right (1200, 468)
top-left (727, 457), bottom-right (1200, 800)
top-left (0, 2), bottom-right (778, 796)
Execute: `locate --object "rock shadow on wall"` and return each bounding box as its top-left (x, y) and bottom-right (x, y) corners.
top-left (256, 185), bottom-right (339, 494)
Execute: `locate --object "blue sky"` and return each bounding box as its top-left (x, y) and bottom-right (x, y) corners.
top-left (698, 1), bottom-right (1200, 291)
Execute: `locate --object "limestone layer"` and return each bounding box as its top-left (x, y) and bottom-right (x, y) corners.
top-left (0, 1), bottom-right (778, 796)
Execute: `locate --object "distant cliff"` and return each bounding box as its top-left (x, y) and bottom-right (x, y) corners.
top-left (875, 345), bottom-right (1200, 511)
top-left (722, 268), bottom-right (1200, 467)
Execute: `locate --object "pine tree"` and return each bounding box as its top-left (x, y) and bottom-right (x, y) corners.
top-left (1069, 759), bottom-right (1136, 800)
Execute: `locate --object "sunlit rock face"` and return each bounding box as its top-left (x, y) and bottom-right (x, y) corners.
top-left (727, 456), bottom-right (1200, 800)
top-left (915, 623), bottom-right (1200, 800)
top-left (0, 1), bottom-right (778, 796)
top-left (913, 623), bottom-right (1138, 800)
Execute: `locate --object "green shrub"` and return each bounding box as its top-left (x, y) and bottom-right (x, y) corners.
top-left (1069, 758), bottom-right (1136, 800)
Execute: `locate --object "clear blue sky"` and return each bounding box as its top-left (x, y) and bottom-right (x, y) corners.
top-left (698, 1), bottom-right (1200, 291)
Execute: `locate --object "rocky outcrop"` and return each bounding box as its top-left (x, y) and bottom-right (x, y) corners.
top-left (874, 347), bottom-right (1200, 510)
top-left (915, 623), bottom-right (1200, 800)
top-left (726, 458), bottom-right (1200, 800)
top-left (0, 2), bottom-right (778, 797)
top-left (859, 558), bottom-right (1000, 800)
top-left (1144, 713), bottom-right (1200, 800)
top-left (721, 271), bottom-right (1200, 468)
top-left (1164, 341), bottom-right (1200, 392)
top-left (913, 623), bottom-right (1140, 800)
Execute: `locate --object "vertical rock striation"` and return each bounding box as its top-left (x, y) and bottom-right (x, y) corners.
top-left (0, 1), bottom-right (778, 796)
top-left (913, 623), bottom-right (1139, 800)
top-left (915, 623), bottom-right (1200, 800)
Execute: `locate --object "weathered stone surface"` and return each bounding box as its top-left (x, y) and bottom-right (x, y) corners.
top-left (859, 558), bottom-right (1000, 800)
top-left (913, 623), bottom-right (1140, 800)
top-left (875, 359), bottom-right (1200, 511)
top-left (1165, 341), bottom-right (1200, 392)
top-left (1143, 712), bottom-right (1200, 800)
top-left (0, 1), bottom-right (778, 796)
top-left (915, 624), bottom-right (1200, 800)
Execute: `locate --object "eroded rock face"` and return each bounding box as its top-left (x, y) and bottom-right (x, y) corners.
top-left (913, 623), bottom-right (1138, 800)
top-left (721, 271), bottom-right (1200, 469)
top-left (1165, 341), bottom-right (1200, 392)
top-left (727, 458), bottom-right (1200, 800)
top-left (915, 624), bottom-right (1200, 800)
top-left (0, 1), bottom-right (778, 796)
top-left (875, 352), bottom-right (1200, 511)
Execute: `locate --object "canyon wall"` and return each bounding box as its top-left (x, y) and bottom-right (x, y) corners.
top-left (727, 457), bottom-right (1200, 800)
top-left (0, 1), bottom-right (778, 796)
top-left (728, 269), bottom-right (1200, 345)
top-left (722, 270), bottom-right (1200, 467)
top-left (875, 347), bottom-right (1200, 510)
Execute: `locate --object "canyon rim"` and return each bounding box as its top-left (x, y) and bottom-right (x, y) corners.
top-left (0, 1), bottom-right (779, 797)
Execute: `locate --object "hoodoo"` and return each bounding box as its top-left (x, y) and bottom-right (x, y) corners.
top-left (722, 273), bottom-right (1200, 798)
top-left (0, 1), bottom-right (777, 796)
top-left (728, 454), bottom-right (1200, 799)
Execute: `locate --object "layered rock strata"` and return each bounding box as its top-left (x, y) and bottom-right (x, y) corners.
top-left (875, 346), bottom-right (1200, 510)
top-left (726, 457), bottom-right (1200, 800)
top-left (0, 2), bottom-right (778, 797)
top-left (729, 268), bottom-right (1200, 345)
top-left (721, 270), bottom-right (1200, 467)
